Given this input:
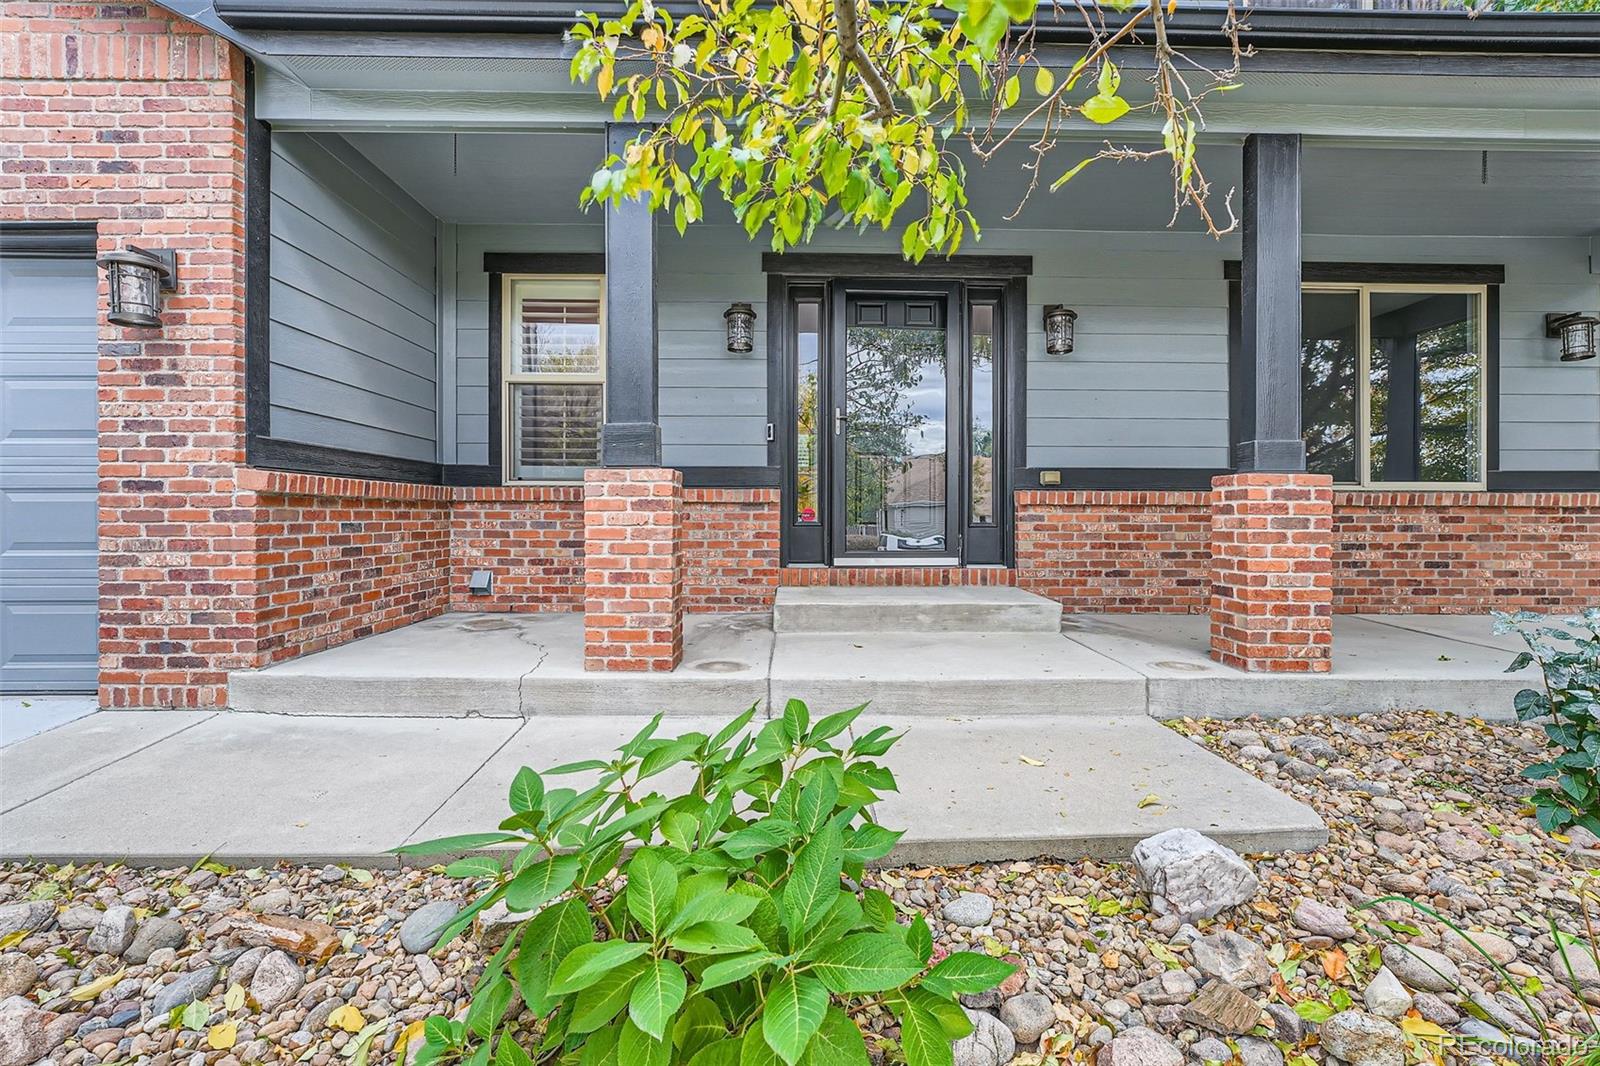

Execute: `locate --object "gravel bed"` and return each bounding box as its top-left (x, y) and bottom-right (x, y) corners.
top-left (4, 710), bottom-right (1600, 1066)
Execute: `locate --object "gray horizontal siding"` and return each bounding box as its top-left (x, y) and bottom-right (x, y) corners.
top-left (269, 132), bottom-right (437, 463)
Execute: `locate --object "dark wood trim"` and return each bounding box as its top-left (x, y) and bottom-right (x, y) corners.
top-left (1486, 285), bottom-right (1501, 478)
top-left (1224, 260), bottom-right (1506, 285)
top-left (1017, 467), bottom-right (1229, 492)
top-left (600, 121), bottom-right (661, 466)
top-left (1486, 470), bottom-right (1600, 492)
top-left (762, 253), bottom-right (1032, 279)
top-left (487, 271), bottom-right (504, 483)
top-left (765, 272), bottom-right (785, 473)
top-left (1002, 275), bottom-right (1027, 568)
top-left (0, 221), bottom-right (97, 259)
top-left (244, 58), bottom-right (273, 452)
top-left (443, 463), bottom-right (500, 486)
top-left (249, 435), bottom-right (441, 483)
top-left (483, 252), bottom-right (605, 275)
top-left (680, 466), bottom-right (781, 489)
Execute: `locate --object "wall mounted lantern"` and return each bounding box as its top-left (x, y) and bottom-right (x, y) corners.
top-left (1043, 305), bottom-right (1077, 355)
top-left (724, 302), bottom-right (757, 353)
top-left (97, 246), bottom-right (177, 328)
top-left (1546, 312), bottom-right (1598, 362)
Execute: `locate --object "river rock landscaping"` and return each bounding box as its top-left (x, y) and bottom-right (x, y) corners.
top-left (2, 709), bottom-right (1598, 1066)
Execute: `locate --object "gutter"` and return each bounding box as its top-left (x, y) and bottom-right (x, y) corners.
top-left (205, 0), bottom-right (1600, 54)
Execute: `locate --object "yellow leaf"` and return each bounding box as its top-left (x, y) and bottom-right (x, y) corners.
top-left (1400, 1016), bottom-right (1450, 1039)
top-left (328, 1004), bottom-right (367, 1033)
top-left (224, 983), bottom-right (246, 1012)
top-left (1019, 756), bottom-right (1045, 767)
top-left (1046, 895), bottom-right (1073, 907)
top-left (1137, 794), bottom-right (1162, 809)
top-left (1253, 900), bottom-right (1281, 917)
top-left (69, 970), bottom-right (125, 1002)
top-left (1322, 948), bottom-right (1347, 981)
top-left (394, 1019), bottom-right (426, 1063)
top-left (1552, 832), bottom-right (1572, 844)
top-left (0, 931), bottom-right (26, 950)
top-left (597, 62), bottom-right (614, 98)
top-left (207, 1022), bottom-right (238, 1050)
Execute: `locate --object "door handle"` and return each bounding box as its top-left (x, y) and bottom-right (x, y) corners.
top-left (834, 407), bottom-right (848, 436)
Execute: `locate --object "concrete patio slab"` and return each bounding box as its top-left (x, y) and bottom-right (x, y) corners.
top-left (228, 613), bottom-right (773, 717)
top-left (1, 694), bottom-right (100, 747)
top-left (769, 630), bottom-right (1146, 716)
top-left (1357, 614), bottom-right (1527, 655)
top-left (773, 586), bottom-right (1061, 633)
top-left (0, 713), bottom-right (519, 866)
top-left (1060, 614), bottom-right (1535, 719)
top-left (1, 711), bottom-right (214, 812)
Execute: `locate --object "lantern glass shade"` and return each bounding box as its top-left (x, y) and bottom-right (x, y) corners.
top-left (1043, 305), bottom-right (1077, 355)
top-left (1547, 312), bottom-right (1598, 363)
top-left (724, 302), bottom-right (757, 353)
top-left (98, 247), bottom-right (173, 328)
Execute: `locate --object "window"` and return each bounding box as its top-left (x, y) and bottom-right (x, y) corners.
top-left (1301, 283), bottom-right (1486, 488)
top-left (503, 275), bottom-right (604, 481)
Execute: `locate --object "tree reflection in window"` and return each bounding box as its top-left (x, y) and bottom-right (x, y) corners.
top-left (843, 324), bottom-right (946, 552)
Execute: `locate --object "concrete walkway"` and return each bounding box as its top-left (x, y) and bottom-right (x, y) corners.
top-left (0, 711), bottom-right (1327, 867)
top-left (226, 610), bottom-right (1533, 720)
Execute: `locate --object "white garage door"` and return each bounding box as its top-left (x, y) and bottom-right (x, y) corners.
top-left (0, 249), bottom-right (99, 693)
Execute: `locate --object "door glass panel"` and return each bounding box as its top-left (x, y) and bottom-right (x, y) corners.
top-left (1368, 291), bottom-right (1480, 484)
top-left (969, 302), bottom-right (996, 525)
top-left (844, 308), bottom-right (948, 553)
top-left (1300, 290), bottom-right (1360, 484)
top-left (794, 299), bottom-right (821, 524)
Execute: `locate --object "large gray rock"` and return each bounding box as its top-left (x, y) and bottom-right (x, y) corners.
top-left (1131, 829), bottom-right (1258, 923)
top-left (952, 1008), bottom-right (1015, 1066)
top-left (1319, 1010), bottom-right (1404, 1066)
top-left (57, 906), bottom-right (101, 931)
top-left (1362, 967), bottom-right (1412, 1019)
top-left (86, 906), bottom-right (137, 957)
top-left (400, 902), bottom-right (460, 954)
top-left (999, 992), bottom-right (1054, 1044)
top-left (1094, 1026), bottom-right (1183, 1066)
top-left (1191, 931), bottom-right (1270, 989)
top-left (1236, 1036), bottom-right (1284, 1066)
top-left (0, 902), bottom-right (52, 940)
top-left (0, 956), bottom-right (37, 1001)
top-left (1291, 899), bottom-right (1355, 940)
top-left (1128, 970), bottom-right (1196, 1007)
top-left (0, 1005), bottom-right (60, 1066)
top-left (150, 965), bottom-right (220, 1016)
top-left (249, 951), bottom-right (304, 1011)
top-left (1380, 943), bottom-right (1460, 993)
top-left (1550, 944), bottom-right (1600, 989)
top-left (124, 916), bottom-right (186, 965)
top-left (227, 946), bottom-right (270, 987)
top-left (943, 893), bottom-right (996, 928)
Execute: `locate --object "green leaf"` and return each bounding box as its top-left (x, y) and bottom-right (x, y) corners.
top-left (782, 699), bottom-right (811, 746)
top-left (862, 889), bottom-right (896, 930)
top-left (673, 997), bottom-right (726, 1061)
top-left (628, 849), bottom-right (680, 937)
top-left (549, 940), bottom-right (652, 995)
top-left (629, 959), bottom-right (688, 1041)
top-left (920, 951), bottom-right (1016, 997)
top-left (619, 1018), bottom-right (672, 1066)
top-left (763, 973), bottom-right (828, 1066)
top-left (1033, 65), bottom-right (1054, 96)
top-left (394, 832), bottom-right (523, 855)
top-left (495, 1034), bottom-right (534, 1066)
top-left (798, 1008), bottom-right (869, 1066)
top-left (1080, 94), bottom-right (1131, 125)
top-left (843, 824), bottom-right (902, 863)
top-left (698, 951), bottom-right (778, 991)
top-left (445, 856), bottom-right (503, 879)
top-left (578, 1023), bottom-right (621, 1066)
top-left (796, 775), bottom-right (840, 836)
top-left (570, 958), bottom-right (650, 1034)
top-left (510, 767), bottom-right (545, 814)
top-left (723, 818), bottom-right (797, 860)
top-left (807, 705), bottom-right (863, 745)
top-left (466, 976), bottom-right (513, 1039)
top-left (895, 995), bottom-right (954, 1066)
top-left (691, 1043), bottom-right (742, 1066)
top-left (813, 933), bottom-right (924, 994)
top-left (1294, 1001), bottom-right (1336, 1023)
top-left (515, 898), bottom-right (596, 1015)
top-left (669, 921), bottom-right (764, 955)
top-left (640, 736), bottom-right (703, 780)
top-left (906, 914), bottom-right (933, 966)
top-left (741, 1021), bottom-right (784, 1066)
top-left (505, 854), bottom-right (581, 911)
top-left (668, 889), bottom-right (760, 933)
top-left (782, 824), bottom-right (843, 940)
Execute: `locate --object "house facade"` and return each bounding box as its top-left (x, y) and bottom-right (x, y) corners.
top-left (1, 0), bottom-right (1598, 708)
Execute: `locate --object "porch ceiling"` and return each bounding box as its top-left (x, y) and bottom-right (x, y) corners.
top-left (341, 131), bottom-right (1600, 238)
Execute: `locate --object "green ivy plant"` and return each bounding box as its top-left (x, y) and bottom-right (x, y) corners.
top-left (1498, 608), bottom-right (1600, 835)
top-left (397, 701), bottom-right (1015, 1066)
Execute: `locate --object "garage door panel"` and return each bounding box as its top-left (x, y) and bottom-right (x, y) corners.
top-left (1, 252), bottom-right (98, 693)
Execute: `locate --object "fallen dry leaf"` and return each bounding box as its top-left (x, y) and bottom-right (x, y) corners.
top-left (328, 1003), bottom-right (366, 1033)
top-left (1322, 947), bottom-right (1348, 981)
top-left (207, 1022), bottom-right (238, 1050)
top-left (1019, 756), bottom-right (1046, 767)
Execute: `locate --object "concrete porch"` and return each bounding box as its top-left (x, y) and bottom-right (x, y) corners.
top-left (225, 593), bottom-right (1535, 721)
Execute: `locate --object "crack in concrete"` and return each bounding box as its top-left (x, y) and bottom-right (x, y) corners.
top-left (398, 717), bottom-right (529, 857)
top-left (1, 712), bottom-right (219, 816)
top-left (515, 639), bottom-right (549, 717)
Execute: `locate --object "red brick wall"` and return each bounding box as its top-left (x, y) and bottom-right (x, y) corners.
top-left (683, 488), bottom-right (780, 610)
top-left (450, 487), bottom-right (585, 612)
top-left (1015, 491), bottom-right (1212, 611)
top-left (1209, 473), bottom-right (1334, 672)
top-left (239, 471), bottom-right (450, 665)
top-left (3, 3), bottom-right (249, 707)
top-left (583, 469), bottom-right (684, 671)
top-left (1333, 491), bottom-right (1600, 614)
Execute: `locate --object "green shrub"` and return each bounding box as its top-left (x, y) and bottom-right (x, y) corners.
top-left (398, 701), bottom-right (1014, 1066)
top-left (1498, 608), bottom-right (1600, 835)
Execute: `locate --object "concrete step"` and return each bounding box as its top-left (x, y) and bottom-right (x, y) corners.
top-left (769, 630), bottom-right (1145, 716)
top-left (772, 586), bottom-right (1062, 634)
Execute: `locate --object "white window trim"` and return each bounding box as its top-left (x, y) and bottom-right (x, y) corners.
top-left (501, 273), bottom-right (606, 484)
top-left (1303, 281), bottom-right (1489, 492)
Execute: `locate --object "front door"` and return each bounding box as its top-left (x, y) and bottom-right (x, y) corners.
top-left (831, 287), bottom-right (960, 561)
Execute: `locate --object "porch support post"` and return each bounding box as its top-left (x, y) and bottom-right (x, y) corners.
top-left (600, 121), bottom-right (661, 467)
top-left (1235, 132), bottom-right (1304, 473)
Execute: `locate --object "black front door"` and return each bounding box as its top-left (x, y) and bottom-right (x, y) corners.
top-left (831, 287), bottom-right (960, 561)
top-left (778, 276), bottom-right (1013, 567)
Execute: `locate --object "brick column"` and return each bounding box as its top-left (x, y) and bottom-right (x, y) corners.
top-left (583, 468), bottom-right (684, 671)
top-left (1209, 473), bottom-right (1333, 673)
